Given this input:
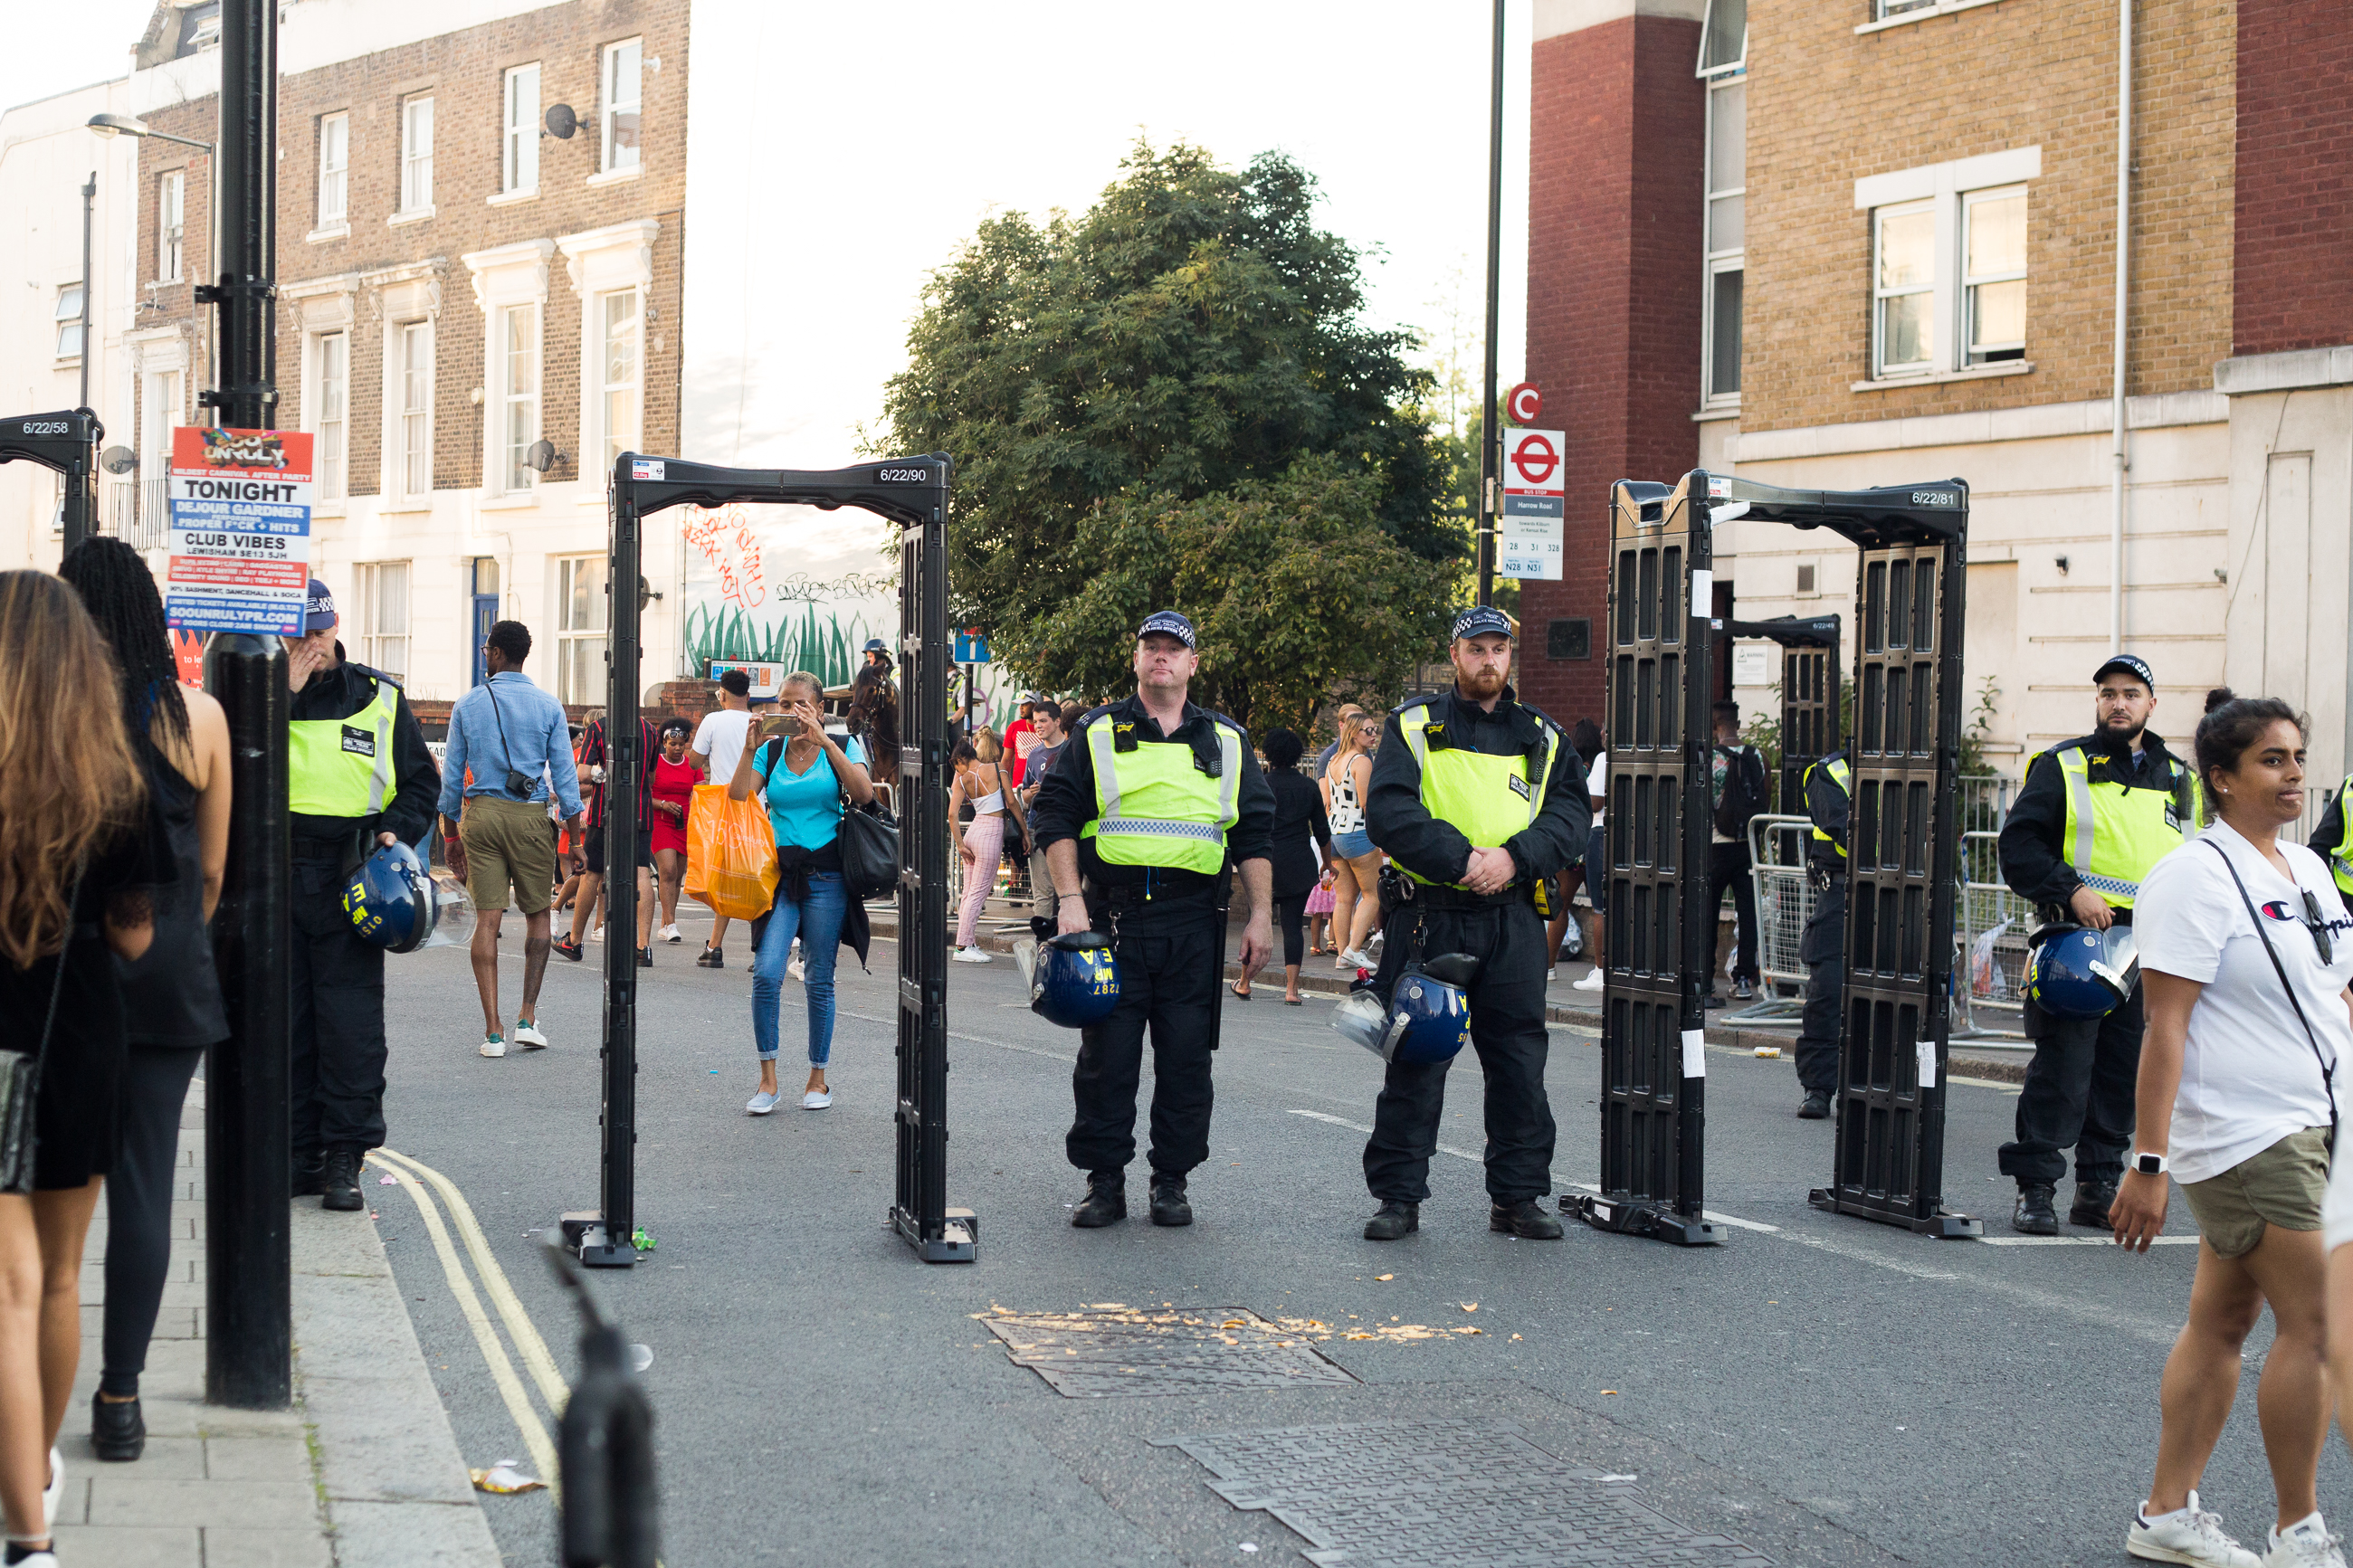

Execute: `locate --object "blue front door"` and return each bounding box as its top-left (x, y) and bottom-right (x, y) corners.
top-left (472, 595), bottom-right (498, 686)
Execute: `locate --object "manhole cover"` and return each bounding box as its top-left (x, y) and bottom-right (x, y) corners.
top-left (1152, 1419), bottom-right (1775, 1566)
top-left (982, 1307), bottom-right (1358, 1398)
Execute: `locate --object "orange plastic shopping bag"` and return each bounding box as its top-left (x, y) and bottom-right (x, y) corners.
top-left (683, 784), bottom-right (777, 921)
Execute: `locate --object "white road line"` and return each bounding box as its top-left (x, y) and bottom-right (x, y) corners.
top-left (1979, 1234), bottom-right (2199, 1247)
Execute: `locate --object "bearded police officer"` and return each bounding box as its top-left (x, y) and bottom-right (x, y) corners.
top-left (1792, 748), bottom-right (1850, 1120)
top-left (1996, 654), bottom-right (2197, 1234)
top-left (1359, 607), bottom-right (1591, 1241)
top-left (1031, 611), bottom-right (1275, 1229)
top-left (286, 580), bottom-right (440, 1212)
top-left (2308, 770), bottom-right (2353, 902)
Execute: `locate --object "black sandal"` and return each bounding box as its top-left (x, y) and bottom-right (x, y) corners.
top-left (1230, 979), bottom-right (1252, 1001)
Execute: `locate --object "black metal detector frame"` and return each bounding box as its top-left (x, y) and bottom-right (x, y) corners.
top-left (0, 408), bottom-right (102, 555)
top-left (1721, 614), bottom-right (1842, 813)
top-left (564, 451), bottom-right (970, 1268)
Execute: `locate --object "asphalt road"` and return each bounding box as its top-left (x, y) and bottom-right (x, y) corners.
top-left (358, 903), bottom-right (2349, 1567)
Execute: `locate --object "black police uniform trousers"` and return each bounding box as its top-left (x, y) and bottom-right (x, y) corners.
top-left (1363, 896), bottom-right (1556, 1205)
top-left (1997, 978), bottom-right (2141, 1189)
top-left (1793, 870), bottom-right (1846, 1095)
top-left (290, 852), bottom-right (390, 1164)
top-left (1066, 900), bottom-right (1219, 1181)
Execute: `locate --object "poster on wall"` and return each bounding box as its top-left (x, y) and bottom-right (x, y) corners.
top-left (163, 426), bottom-right (313, 636)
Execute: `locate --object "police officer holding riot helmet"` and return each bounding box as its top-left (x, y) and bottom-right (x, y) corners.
top-left (1030, 611), bottom-right (1275, 1229)
top-left (1359, 607), bottom-right (1591, 1240)
top-left (1793, 748), bottom-right (1850, 1120)
top-left (286, 580), bottom-right (440, 1212)
top-left (1996, 653), bottom-right (2198, 1234)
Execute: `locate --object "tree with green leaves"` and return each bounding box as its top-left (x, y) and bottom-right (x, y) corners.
top-left (880, 141), bottom-right (1461, 703)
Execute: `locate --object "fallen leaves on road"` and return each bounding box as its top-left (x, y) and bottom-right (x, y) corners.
top-left (1375, 1274), bottom-right (1395, 1281)
top-left (969, 1304), bottom-right (1486, 1352)
top-left (471, 1460), bottom-right (545, 1494)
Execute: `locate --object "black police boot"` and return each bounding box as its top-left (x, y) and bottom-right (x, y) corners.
top-left (90, 1391), bottom-right (144, 1461)
top-left (1364, 1201), bottom-right (1419, 1240)
top-left (1070, 1174), bottom-right (1127, 1229)
top-left (2070, 1179), bottom-right (2119, 1230)
top-left (1797, 1089), bottom-right (1832, 1120)
top-left (291, 1154), bottom-right (326, 1198)
top-left (320, 1149), bottom-right (364, 1212)
top-left (2011, 1183), bottom-right (2060, 1236)
top-left (1148, 1175), bottom-right (1193, 1227)
top-left (1490, 1198), bottom-right (1566, 1240)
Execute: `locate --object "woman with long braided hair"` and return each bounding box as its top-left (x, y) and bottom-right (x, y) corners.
top-left (58, 538), bottom-right (230, 1466)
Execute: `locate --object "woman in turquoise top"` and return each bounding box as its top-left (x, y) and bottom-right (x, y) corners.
top-left (726, 671), bottom-right (872, 1114)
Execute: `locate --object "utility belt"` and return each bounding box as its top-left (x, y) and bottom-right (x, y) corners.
top-left (1806, 855), bottom-right (1843, 891)
top-left (1386, 873), bottom-right (1532, 913)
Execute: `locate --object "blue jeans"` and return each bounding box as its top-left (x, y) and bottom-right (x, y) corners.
top-left (751, 872), bottom-right (846, 1064)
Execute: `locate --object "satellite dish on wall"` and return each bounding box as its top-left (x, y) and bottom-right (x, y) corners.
top-left (524, 439), bottom-right (561, 474)
top-left (544, 103), bottom-right (577, 140)
top-left (100, 445), bottom-right (137, 475)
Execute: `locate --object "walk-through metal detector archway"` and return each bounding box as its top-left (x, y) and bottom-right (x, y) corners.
top-left (566, 451), bottom-right (973, 1268)
top-left (0, 408), bottom-right (102, 554)
top-left (1574, 470), bottom-right (1977, 1244)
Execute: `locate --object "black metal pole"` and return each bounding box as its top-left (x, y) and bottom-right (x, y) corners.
top-left (202, 0), bottom-right (290, 1407)
top-left (583, 465), bottom-right (642, 1267)
top-left (1476, 0), bottom-right (1505, 609)
top-left (78, 172), bottom-right (94, 414)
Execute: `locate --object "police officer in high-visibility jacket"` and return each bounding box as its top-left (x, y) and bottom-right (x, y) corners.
top-left (1359, 607), bottom-right (1592, 1241)
top-left (1996, 654), bottom-right (2197, 1235)
top-left (2306, 772), bottom-right (2353, 901)
top-left (1792, 750), bottom-right (1850, 1121)
top-left (285, 580), bottom-right (440, 1212)
top-left (1031, 611), bottom-right (1275, 1230)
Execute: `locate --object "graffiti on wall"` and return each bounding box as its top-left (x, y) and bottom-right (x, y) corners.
top-left (681, 501), bottom-right (896, 689)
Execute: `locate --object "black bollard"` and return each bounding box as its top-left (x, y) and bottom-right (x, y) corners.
top-left (545, 1239), bottom-right (659, 1567)
top-left (204, 633), bottom-right (291, 1406)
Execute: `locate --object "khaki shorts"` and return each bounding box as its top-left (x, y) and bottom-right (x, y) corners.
top-left (2179, 1127), bottom-right (2331, 1259)
top-left (460, 795), bottom-right (558, 915)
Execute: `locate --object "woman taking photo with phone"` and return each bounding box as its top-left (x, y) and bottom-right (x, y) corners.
top-left (2112, 689), bottom-right (2350, 1568)
top-left (729, 673), bottom-right (873, 1116)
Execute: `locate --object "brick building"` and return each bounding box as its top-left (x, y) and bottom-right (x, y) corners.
top-left (1516, 0), bottom-right (2344, 784)
top-left (121, 0), bottom-right (689, 716)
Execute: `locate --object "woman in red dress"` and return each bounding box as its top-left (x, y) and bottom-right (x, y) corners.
top-left (649, 719), bottom-right (695, 943)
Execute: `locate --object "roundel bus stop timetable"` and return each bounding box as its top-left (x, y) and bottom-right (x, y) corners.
top-left (164, 425), bottom-right (314, 637)
top-left (1499, 426), bottom-right (1566, 581)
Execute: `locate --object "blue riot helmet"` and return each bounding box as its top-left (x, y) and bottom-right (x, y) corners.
top-left (1331, 953), bottom-right (1475, 1064)
top-left (1030, 930), bottom-right (1120, 1028)
top-left (342, 841), bottom-right (437, 953)
top-left (2024, 923), bottom-right (2139, 1019)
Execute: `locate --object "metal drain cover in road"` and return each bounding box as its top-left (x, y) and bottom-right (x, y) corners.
top-left (1151, 1419), bottom-right (1775, 1566)
top-left (983, 1307), bottom-right (1358, 1398)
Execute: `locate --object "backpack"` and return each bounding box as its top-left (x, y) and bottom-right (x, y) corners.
top-left (1711, 744), bottom-right (1763, 840)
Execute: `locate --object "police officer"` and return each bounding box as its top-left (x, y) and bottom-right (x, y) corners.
top-left (1359, 607), bottom-right (1591, 1240)
top-left (1996, 653), bottom-right (2196, 1234)
top-left (286, 580), bottom-right (439, 1212)
top-left (1792, 748), bottom-right (1850, 1120)
top-left (2307, 769), bottom-right (2353, 901)
top-left (1030, 611), bottom-right (1275, 1228)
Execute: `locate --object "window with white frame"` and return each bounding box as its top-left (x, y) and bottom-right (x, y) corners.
top-left (1698, 0), bottom-right (1744, 404)
top-left (399, 96), bottom-right (433, 214)
top-left (557, 554), bottom-right (609, 705)
top-left (1877, 0), bottom-right (1937, 16)
top-left (1856, 147), bottom-right (2039, 382)
top-left (395, 320), bottom-right (433, 497)
top-left (1872, 201), bottom-right (1937, 376)
top-left (601, 39), bottom-right (642, 173)
top-left (497, 304), bottom-right (538, 492)
top-left (353, 563), bottom-right (410, 682)
top-left (315, 331), bottom-right (348, 500)
top-left (158, 172), bottom-right (184, 282)
top-left (318, 112), bottom-right (348, 226)
top-left (598, 289), bottom-right (641, 469)
top-left (53, 286), bottom-right (83, 359)
top-left (1963, 186), bottom-right (2026, 365)
top-left (503, 65), bottom-right (539, 194)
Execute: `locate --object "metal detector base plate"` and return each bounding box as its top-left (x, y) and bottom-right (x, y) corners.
top-left (892, 1204), bottom-right (978, 1263)
top-left (1567, 1194), bottom-right (1721, 1247)
top-left (1808, 1189), bottom-right (1982, 1238)
top-left (560, 1211), bottom-right (641, 1268)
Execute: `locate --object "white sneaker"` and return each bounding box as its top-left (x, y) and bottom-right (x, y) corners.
top-left (1339, 948), bottom-right (1373, 970)
top-left (2267, 1515), bottom-right (2348, 1568)
top-left (44, 1444), bottom-right (62, 1525)
top-left (1573, 969), bottom-right (1606, 992)
top-left (2129, 1491), bottom-right (2262, 1567)
top-left (953, 947), bottom-right (992, 963)
top-left (786, 944), bottom-right (805, 982)
top-left (480, 1034), bottom-right (507, 1059)
top-left (803, 1087), bottom-right (833, 1109)
top-left (588, 925), bottom-right (605, 944)
top-left (746, 1089), bottom-right (781, 1116)
top-left (513, 1019), bottom-right (548, 1050)
top-left (660, 924), bottom-right (682, 944)
top-left (13, 1550), bottom-right (56, 1567)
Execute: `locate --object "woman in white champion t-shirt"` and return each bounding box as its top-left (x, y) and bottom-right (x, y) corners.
top-left (2113, 691), bottom-right (2352, 1568)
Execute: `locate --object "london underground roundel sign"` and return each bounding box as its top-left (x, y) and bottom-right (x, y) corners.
top-left (1504, 382), bottom-right (1542, 425)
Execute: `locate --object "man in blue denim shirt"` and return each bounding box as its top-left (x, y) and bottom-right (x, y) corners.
top-left (437, 620), bottom-right (585, 1058)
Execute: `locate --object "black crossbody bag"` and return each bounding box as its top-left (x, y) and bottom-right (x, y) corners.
top-left (2205, 838), bottom-right (2339, 1154)
top-left (0, 868), bottom-right (84, 1194)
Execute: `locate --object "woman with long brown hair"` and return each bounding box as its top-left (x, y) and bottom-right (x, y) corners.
top-left (1321, 710), bottom-right (1385, 971)
top-left (0, 571), bottom-right (167, 1564)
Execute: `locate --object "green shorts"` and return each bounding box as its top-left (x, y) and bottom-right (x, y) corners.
top-left (2178, 1127), bottom-right (2331, 1259)
top-left (460, 795), bottom-right (558, 915)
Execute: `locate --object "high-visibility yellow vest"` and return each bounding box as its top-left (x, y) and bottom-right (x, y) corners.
top-left (1396, 698), bottom-right (1562, 888)
top-left (2053, 743), bottom-right (2198, 908)
top-left (1807, 755), bottom-right (1851, 858)
top-left (1080, 715), bottom-right (1243, 876)
top-left (2326, 773), bottom-right (2353, 898)
top-left (290, 670), bottom-right (400, 818)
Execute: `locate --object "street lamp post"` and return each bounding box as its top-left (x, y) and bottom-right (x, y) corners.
top-left (1477, 0), bottom-right (1505, 610)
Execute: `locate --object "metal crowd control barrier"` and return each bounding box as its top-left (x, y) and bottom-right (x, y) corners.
top-left (1723, 814), bottom-right (1814, 1024)
top-left (567, 451), bottom-right (973, 1268)
top-left (1572, 476), bottom-right (1719, 1246)
top-left (1952, 774), bottom-right (2029, 1040)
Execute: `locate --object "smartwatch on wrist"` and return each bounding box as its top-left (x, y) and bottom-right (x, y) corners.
top-left (2129, 1151), bottom-right (2168, 1175)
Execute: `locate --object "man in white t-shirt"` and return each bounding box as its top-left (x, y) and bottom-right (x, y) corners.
top-left (691, 668), bottom-right (756, 966)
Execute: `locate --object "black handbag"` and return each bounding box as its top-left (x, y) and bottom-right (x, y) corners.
top-left (837, 793), bottom-right (900, 903)
top-left (0, 869), bottom-right (82, 1195)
